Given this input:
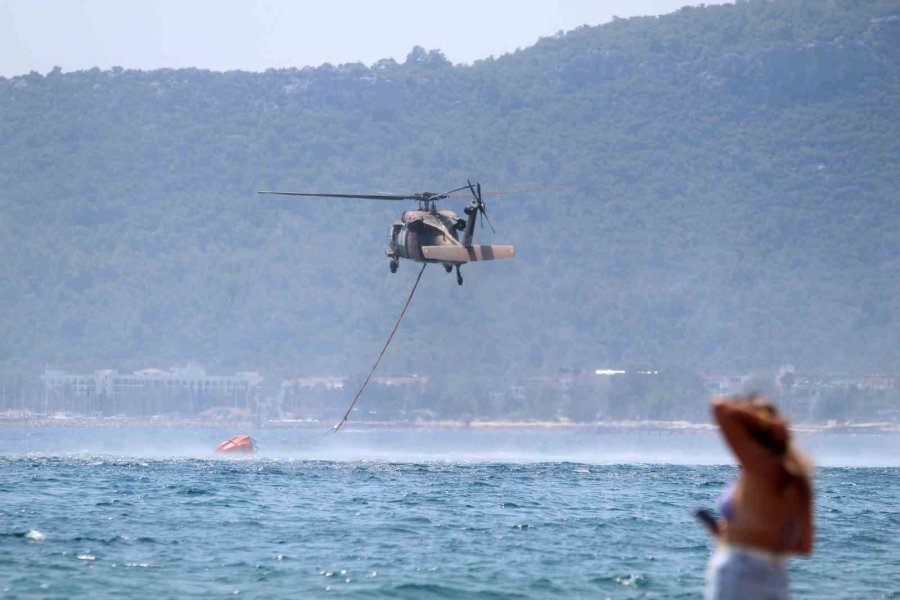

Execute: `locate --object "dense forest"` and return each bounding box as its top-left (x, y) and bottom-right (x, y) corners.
top-left (1, 0), bottom-right (899, 414)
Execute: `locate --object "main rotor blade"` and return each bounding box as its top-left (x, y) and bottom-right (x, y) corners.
top-left (437, 184), bottom-right (475, 197)
top-left (445, 184), bottom-right (572, 198)
top-left (482, 184), bottom-right (575, 197)
top-left (258, 191), bottom-right (414, 201)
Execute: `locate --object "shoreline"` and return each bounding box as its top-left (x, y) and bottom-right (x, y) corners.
top-left (1, 416), bottom-right (897, 434)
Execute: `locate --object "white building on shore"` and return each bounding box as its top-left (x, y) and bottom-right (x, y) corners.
top-left (41, 364), bottom-right (262, 417)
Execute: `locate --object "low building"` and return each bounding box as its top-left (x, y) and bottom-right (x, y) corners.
top-left (702, 373), bottom-right (752, 395)
top-left (277, 374), bottom-right (429, 421)
top-left (41, 364), bottom-right (262, 418)
top-left (278, 376), bottom-right (348, 420)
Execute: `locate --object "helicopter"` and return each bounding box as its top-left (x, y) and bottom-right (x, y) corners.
top-left (258, 181), bottom-right (515, 285)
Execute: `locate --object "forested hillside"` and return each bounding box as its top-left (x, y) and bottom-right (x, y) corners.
top-left (2, 0), bottom-right (899, 392)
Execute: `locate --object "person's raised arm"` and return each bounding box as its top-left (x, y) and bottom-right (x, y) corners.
top-left (711, 397), bottom-right (785, 475)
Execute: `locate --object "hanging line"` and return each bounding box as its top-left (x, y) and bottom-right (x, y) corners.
top-left (331, 262), bottom-right (428, 433)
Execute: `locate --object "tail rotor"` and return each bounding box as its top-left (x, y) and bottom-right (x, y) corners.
top-left (467, 180), bottom-right (496, 234)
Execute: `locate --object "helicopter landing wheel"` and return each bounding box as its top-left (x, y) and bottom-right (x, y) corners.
top-left (389, 259), bottom-right (398, 273)
top-left (443, 264), bottom-right (452, 273)
top-left (455, 265), bottom-right (463, 286)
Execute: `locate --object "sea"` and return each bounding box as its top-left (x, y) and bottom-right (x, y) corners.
top-left (1, 427), bottom-right (898, 599)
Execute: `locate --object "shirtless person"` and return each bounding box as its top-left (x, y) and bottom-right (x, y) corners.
top-left (703, 395), bottom-right (814, 600)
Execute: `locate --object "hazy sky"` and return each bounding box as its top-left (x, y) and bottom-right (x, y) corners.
top-left (1, 0), bottom-right (731, 77)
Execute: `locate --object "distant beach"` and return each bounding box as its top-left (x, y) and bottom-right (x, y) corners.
top-left (2, 414), bottom-right (897, 434)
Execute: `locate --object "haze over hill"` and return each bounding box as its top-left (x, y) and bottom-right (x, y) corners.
top-left (2, 0), bottom-right (899, 396)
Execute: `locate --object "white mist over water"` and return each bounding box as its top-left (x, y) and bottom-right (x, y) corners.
top-left (2, 427), bottom-right (899, 467)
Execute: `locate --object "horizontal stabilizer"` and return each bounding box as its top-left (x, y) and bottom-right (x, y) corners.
top-left (422, 245), bottom-right (515, 263)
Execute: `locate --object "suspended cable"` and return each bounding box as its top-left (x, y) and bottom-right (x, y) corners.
top-left (331, 263), bottom-right (428, 433)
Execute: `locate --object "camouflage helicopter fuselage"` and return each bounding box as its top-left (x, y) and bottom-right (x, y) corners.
top-left (385, 202), bottom-right (514, 284)
top-left (258, 182), bottom-right (514, 285)
top-left (388, 209), bottom-right (464, 262)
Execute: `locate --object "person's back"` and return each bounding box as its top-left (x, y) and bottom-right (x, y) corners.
top-left (722, 466), bottom-right (812, 554)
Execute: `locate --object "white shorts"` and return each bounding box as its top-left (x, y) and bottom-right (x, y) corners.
top-left (705, 544), bottom-right (789, 600)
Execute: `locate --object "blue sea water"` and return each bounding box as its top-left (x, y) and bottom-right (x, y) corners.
top-left (1, 428), bottom-right (898, 599)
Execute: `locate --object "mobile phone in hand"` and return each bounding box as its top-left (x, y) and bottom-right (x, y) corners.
top-left (694, 508), bottom-right (720, 536)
